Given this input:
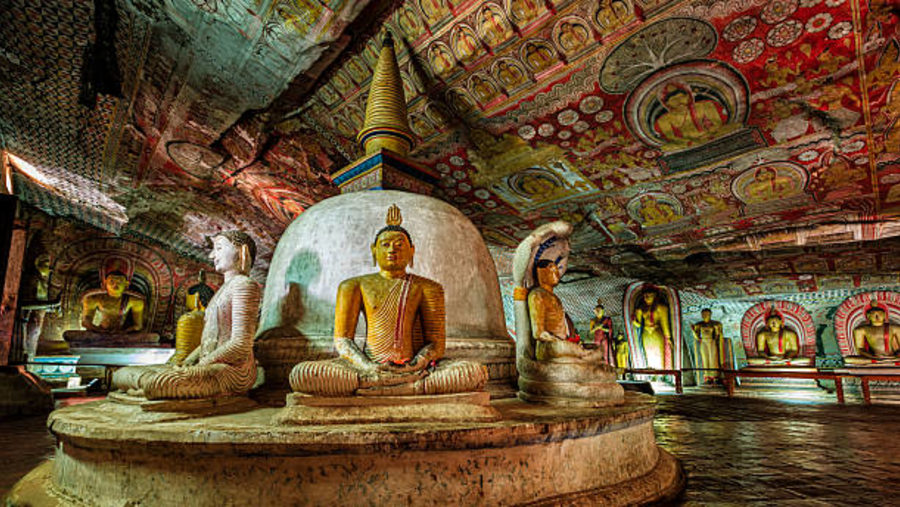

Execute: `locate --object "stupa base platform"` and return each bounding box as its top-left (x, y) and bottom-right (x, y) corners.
top-left (9, 393), bottom-right (683, 506)
top-left (276, 391), bottom-right (501, 424)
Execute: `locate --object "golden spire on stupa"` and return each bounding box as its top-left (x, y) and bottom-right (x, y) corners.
top-left (357, 32), bottom-right (414, 156)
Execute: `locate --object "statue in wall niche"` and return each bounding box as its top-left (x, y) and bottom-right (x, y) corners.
top-left (513, 221), bottom-right (623, 406)
top-left (615, 332), bottom-right (629, 370)
top-left (631, 287), bottom-right (673, 369)
top-left (589, 299), bottom-right (615, 366)
top-left (289, 205), bottom-right (489, 396)
top-left (169, 272), bottom-right (214, 365)
top-left (63, 256), bottom-right (158, 346)
top-left (846, 302), bottom-right (900, 365)
top-left (751, 308), bottom-right (800, 363)
top-left (111, 231), bottom-right (260, 400)
top-left (690, 308), bottom-right (723, 383)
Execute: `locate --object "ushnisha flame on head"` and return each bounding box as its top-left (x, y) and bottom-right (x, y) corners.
top-left (373, 204), bottom-right (412, 245)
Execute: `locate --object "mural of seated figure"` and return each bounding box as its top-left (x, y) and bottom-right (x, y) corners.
top-left (111, 231), bottom-right (260, 401)
top-left (512, 221), bottom-right (623, 406)
top-left (845, 302), bottom-right (900, 365)
top-left (63, 256), bottom-right (159, 347)
top-left (288, 205), bottom-right (488, 393)
top-left (746, 308), bottom-right (810, 366)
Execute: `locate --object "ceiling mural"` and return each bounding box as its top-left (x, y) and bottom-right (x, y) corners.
top-left (1, 0), bottom-right (899, 293)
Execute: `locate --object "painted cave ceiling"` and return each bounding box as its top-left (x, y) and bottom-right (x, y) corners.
top-left (2, 0), bottom-right (900, 298)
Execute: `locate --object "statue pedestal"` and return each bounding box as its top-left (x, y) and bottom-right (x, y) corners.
top-left (63, 330), bottom-right (160, 347)
top-left (276, 392), bottom-right (500, 425)
top-left (9, 393), bottom-right (684, 506)
top-left (107, 392), bottom-right (258, 420)
top-left (745, 357), bottom-right (813, 367)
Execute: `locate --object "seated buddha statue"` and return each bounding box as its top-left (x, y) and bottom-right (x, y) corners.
top-left (845, 303), bottom-right (900, 365)
top-left (111, 231), bottom-right (260, 400)
top-left (514, 221), bottom-right (623, 406)
top-left (288, 205), bottom-right (489, 397)
top-left (747, 309), bottom-right (808, 366)
top-left (63, 257), bottom-right (158, 347)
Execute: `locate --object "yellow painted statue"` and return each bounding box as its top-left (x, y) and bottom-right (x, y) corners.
top-left (690, 308), bottom-right (723, 383)
top-left (168, 272), bottom-right (214, 365)
top-left (752, 309), bottom-right (800, 362)
top-left (289, 205), bottom-right (488, 397)
top-left (631, 288), bottom-right (673, 369)
top-left (846, 303), bottom-right (900, 365)
top-left (111, 231), bottom-right (260, 400)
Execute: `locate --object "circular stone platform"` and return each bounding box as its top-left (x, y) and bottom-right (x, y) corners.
top-left (9, 393), bottom-right (683, 506)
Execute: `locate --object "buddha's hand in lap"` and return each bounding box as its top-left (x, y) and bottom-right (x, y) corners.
top-left (538, 331), bottom-right (560, 343)
top-left (359, 369), bottom-right (428, 388)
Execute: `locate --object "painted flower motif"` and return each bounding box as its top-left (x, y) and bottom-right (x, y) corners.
top-left (761, 0), bottom-right (798, 24)
top-left (474, 188), bottom-right (490, 199)
top-left (595, 110), bottom-right (614, 123)
top-left (453, 196), bottom-right (467, 203)
top-left (799, 0), bottom-right (821, 6)
top-left (450, 155), bottom-right (466, 166)
top-left (538, 123), bottom-right (556, 136)
top-left (797, 149), bottom-right (820, 162)
top-left (578, 95), bottom-right (604, 114)
top-left (573, 120), bottom-right (590, 133)
top-left (558, 130), bottom-right (572, 140)
top-left (452, 170), bottom-right (467, 180)
top-left (852, 156), bottom-right (867, 165)
top-left (436, 163), bottom-right (451, 174)
top-left (824, 0), bottom-right (845, 6)
top-left (484, 200), bottom-right (497, 208)
top-left (723, 16), bottom-right (758, 42)
top-left (557, 109), bottom-right (579, 126)
top-left (805, 12), bottom-right (832, 33)
top-left (841, 140), bottom-right (865, 153)
top-left (766, 19), bottom-right (803, 47)
top-left (734, 38), bottom-right (765, 63)
top-left (458, 182), bottom-right (472, 192)
top-left (561, 141), bottom-right (571, 147)
top-left (518, 125), bottom-right (536, 140)
top-left (827, 21), bottom-right (852, 40)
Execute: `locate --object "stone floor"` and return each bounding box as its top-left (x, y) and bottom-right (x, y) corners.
top-left (1, 392), bottom-right (899, 504)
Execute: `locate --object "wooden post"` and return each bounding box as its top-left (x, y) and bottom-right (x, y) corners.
top-left (0, 195), bottom-right (24, 365)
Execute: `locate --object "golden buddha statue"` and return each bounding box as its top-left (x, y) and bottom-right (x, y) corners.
top-left (690, 308), bottom-right (723, 383)
top-left (19, 253), bottom-right (61, 358)
top-left (846, 303), bottom-right (900, 365)
top-left (514, 221), bottom-right (623, 406)
top-left (748, 309), bottom-right (801, 365)
top-left (631, 288), bottom-right (672, 369)
top-left (63, 257), bottom-right (158, 346)
top-left (288, 205), bottom-right (488, 397)
top-left (615, 332), bottom-right (629, 369)
top-left (169, 272), bottom-right (214, 365)
top-left (111, 231), bottom-right (260, 400)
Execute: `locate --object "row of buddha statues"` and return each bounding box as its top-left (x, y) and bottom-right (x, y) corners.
top-left (43, 205), bottom-right (895, 407)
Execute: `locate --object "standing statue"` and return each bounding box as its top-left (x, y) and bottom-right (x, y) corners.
top-left (631, 287), bottom-right (673, 369)
top-left (289, 205), bottom-right (488, 397)
top-left (63, 257), bottom-right (158, 346)
top-left (513, 221), bottom-right (623, 406)
top-left (846, 302), bottom-right (900, 364)
top-left (18, 253), bottom-right (61, 359)
top-left (111, 231), bottom-right (260, 400)
top-left (691, 308), bottom-right (723, 383)
top-left (589, 299), bottom-right (615, 366)
top-left (753, 308), bottom-right (800, 361)
top-left (169, 272), bottom-right (214, 365)
top-left (615, 332), bottom-right (629, 370)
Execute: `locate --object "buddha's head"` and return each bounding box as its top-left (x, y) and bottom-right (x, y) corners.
top-left (701, 308), bottom-right (712, 322)
top-left (642, 290), bottom-right (657, 306)
top-left (535, 259), bottom-right (560, 288)
top-left (660, 83), bottom-right (691, 111)
top-left (594, 302), bottom-right (605, 319)
top-left (209, 230), bottom-right (256, 275)
top-left (34, 253), bottom-right (51, 278)
top-left (372, 204), bottom-right (414, 271)
top-left (866, 305), bottom-right (887, 326)
top-left (186, 275), bottom-right (214, 312)
top-left (104, 272), bottom-right (129, 298)
top-left (766, 314), bottom-right (783, 332)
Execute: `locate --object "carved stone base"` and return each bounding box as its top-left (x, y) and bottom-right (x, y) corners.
top-left (276, 391), bottom-right (501, 425)
top-left (745, 357), bottom-right (813, 367)
top-left (63, 330), bottom-right (160, 347)
top-left (843, 356), bottom-right (900, 366)
top-left (107, 391), bottom-right (257, 420)
top-left (9, 393), bottom-right (683, 506)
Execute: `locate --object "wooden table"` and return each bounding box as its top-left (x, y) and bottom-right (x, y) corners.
top-left (624, 369), bottom-right (683, 394)
top-left (723, 369), bottom-right (845, 403)
top-left (833, 369), bottom-right (900, 405)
